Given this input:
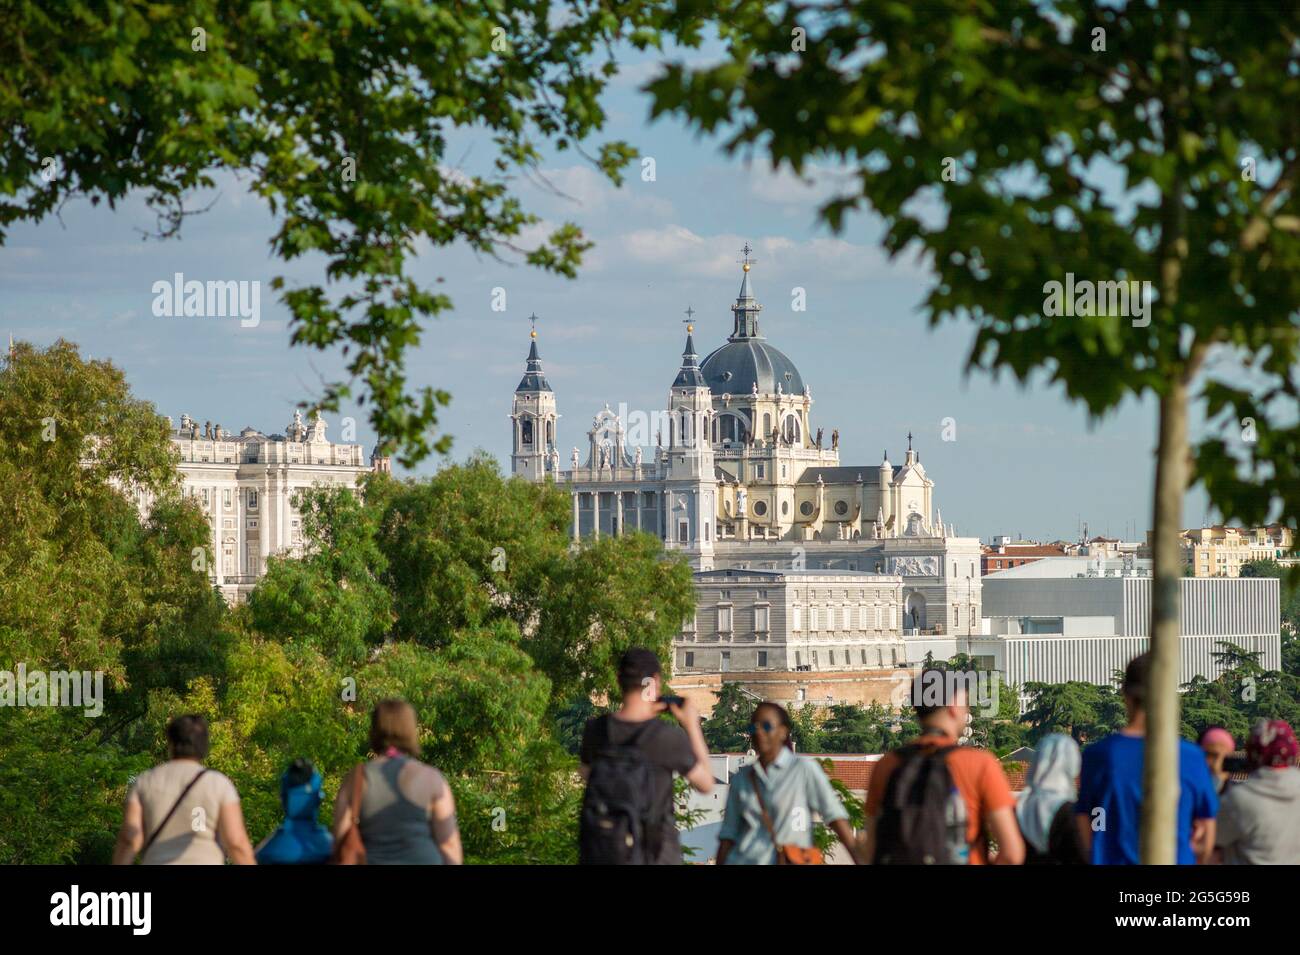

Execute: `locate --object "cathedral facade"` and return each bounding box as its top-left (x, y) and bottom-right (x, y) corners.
top-left (512, 254), bottom-right (984, 667)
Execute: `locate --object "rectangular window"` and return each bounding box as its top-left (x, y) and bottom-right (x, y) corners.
top-left (756, 464), bottom-right (765, 479)
top-left (223, 489), bottom-right (232, 508)
top-left (795, 651), bottom-right (802, 667)
top-left (810, 608), bottom-right (820, 630)
top-left (677, 520), bottom-right (689, 543)
top-left (720, 651), bottom-right (731, 673)
top-left (842, 606), bottom-right (852, 630)
top-left (757, 651), bottom-right (768, 668)
top-left (755, 606), bottom-right (770, 632)
top-left (860, 649), bottom-right (868, 665)
top-left (793, 607), bottom-right (803, 631)
top-left (811, 651), bottom-right (819, 668)
top-left (718, 607), bottom-right (733, 632)
top-left (248, 490), bottom-right (258, 510)
top-left (828, 650), bottom-right (836, 666)
top-left (685, 652), bottom-right (695, 668)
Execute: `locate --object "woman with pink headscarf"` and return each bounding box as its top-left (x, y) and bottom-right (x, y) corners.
top-left (1214, 719), bottom-right (1300, 865)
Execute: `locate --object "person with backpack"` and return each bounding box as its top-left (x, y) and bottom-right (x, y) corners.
top-left (862, 669), bottom-right (1024, 865)
top-left (332, 699), bottom-right (462, 864)
top-left (1073, 652), bottom-right (1218, 865)
top-left (1016, 734), bottom-right (1087, 864)
top-left (255, 758), bottom-right (333, 865)
top-left (112, 714), bottom-right (256, 865)
top-left (716, 701), bottom-right (861, 865)
top-left (579, 647), bottom-right (713, 865)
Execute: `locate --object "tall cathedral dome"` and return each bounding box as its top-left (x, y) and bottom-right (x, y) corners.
top-left (699, 252), bottom-right (804, 395)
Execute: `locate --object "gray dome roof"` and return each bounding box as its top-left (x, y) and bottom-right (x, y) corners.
top-left (700, 340), bottom-right (804, 396)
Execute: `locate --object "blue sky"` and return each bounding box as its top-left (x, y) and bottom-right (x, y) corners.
top-left (0, 44), bottom-right (1219, 543)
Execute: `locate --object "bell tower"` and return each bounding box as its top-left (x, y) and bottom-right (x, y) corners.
top-left (511, 319), bottom-right (558, 481)
top-left (665, 322), bottom-right (716, 567)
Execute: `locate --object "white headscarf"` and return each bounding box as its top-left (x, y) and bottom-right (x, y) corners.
top-left (1015, 733), bottom-right (1081, 856)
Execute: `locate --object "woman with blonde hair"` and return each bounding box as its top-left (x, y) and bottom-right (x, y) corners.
top-left (332, 699), bottom-right (463, 864)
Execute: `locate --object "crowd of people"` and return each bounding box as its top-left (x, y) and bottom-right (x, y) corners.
top-left (111, 649), bottom-right (1300, 866)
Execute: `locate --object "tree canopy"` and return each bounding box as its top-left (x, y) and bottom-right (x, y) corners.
top-left (0, 0), bottom-right (695, 465)
top-left (647, 0), bottom-right (1300, 864)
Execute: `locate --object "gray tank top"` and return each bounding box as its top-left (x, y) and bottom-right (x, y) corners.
top-left (358, 757), bottom-right (443, 865)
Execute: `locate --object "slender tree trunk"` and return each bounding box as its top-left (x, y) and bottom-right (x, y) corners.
top-left (1141, 383), bottom-right (1190, 864)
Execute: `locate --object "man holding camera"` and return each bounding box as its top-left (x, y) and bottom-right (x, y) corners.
top-left (579, 647), bottom-right (714, 864)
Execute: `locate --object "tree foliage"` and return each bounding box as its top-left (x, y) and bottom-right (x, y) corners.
top-left (648, 0), bottom-right (1300, 863)
top-left (0, 342), bottom-right (695, 863)
top-left (0, 0), bottom-right (697, 465)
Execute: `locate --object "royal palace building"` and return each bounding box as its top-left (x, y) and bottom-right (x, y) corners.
top-left (128, 410), bottom-right (384, 604)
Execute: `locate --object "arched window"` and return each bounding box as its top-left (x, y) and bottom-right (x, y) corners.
top-left (521, 419), bottom-right (533, 445)
top-left (782, 415), bottom-right (801, 444)
top-left (763, 413), bottom-right (771, 436)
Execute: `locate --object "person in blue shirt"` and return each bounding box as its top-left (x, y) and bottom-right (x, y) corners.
top-left (255, 758), bottom-right (333, 865)
top-left (1074, 653), bottom-right (1218, 865)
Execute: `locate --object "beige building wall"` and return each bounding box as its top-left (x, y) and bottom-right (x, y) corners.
top-left (1178, 526), bottom-right (1293, 577)
top-left (672, 668), bottom-right (917, 716)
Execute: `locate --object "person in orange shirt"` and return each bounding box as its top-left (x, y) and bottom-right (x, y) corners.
top-left (862, 669), bottom-right (1024, 865)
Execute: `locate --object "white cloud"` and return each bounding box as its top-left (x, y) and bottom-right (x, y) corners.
top-left (611, 226), bottom-right (928, 283)
top-left (746, 156), bottom-right (859, 208)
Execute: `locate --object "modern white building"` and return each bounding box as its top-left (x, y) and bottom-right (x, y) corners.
top-left (923, 561), bottom-right (1282, 703)
top-left (129, 410), bottom-right (385, 603)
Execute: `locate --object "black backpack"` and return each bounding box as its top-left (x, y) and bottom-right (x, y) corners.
top-left (873, 742), bottom-right (968, 865)
top-left (579, 716), bottom-right (665, 865)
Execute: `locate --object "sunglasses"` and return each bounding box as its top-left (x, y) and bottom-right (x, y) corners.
top-left (748, 720), bottom-right (778, 735)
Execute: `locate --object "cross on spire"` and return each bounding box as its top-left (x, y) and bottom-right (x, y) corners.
top-left (738, 242), bottom-right (757, 272)
top-left (907, 431), bottom-right (914, 450)
top-left (682, 306), bottom-right (695, 334)
top-left (528, 311), bottom-right (539, 339)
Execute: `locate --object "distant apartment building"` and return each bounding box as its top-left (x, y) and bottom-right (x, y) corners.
top-left (1163, 525), bottom-right (1294, 578)
top-left (674, 568), bottom-right (908, 675)
top-left (981, 539), bottom-right (1066, 575)
top-left (1063, 536), bottom-right (1144, 560)
top-left (125, 410), bottom-right (386, 603)
top-left (944, 561), bottom-right (1281, 705)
